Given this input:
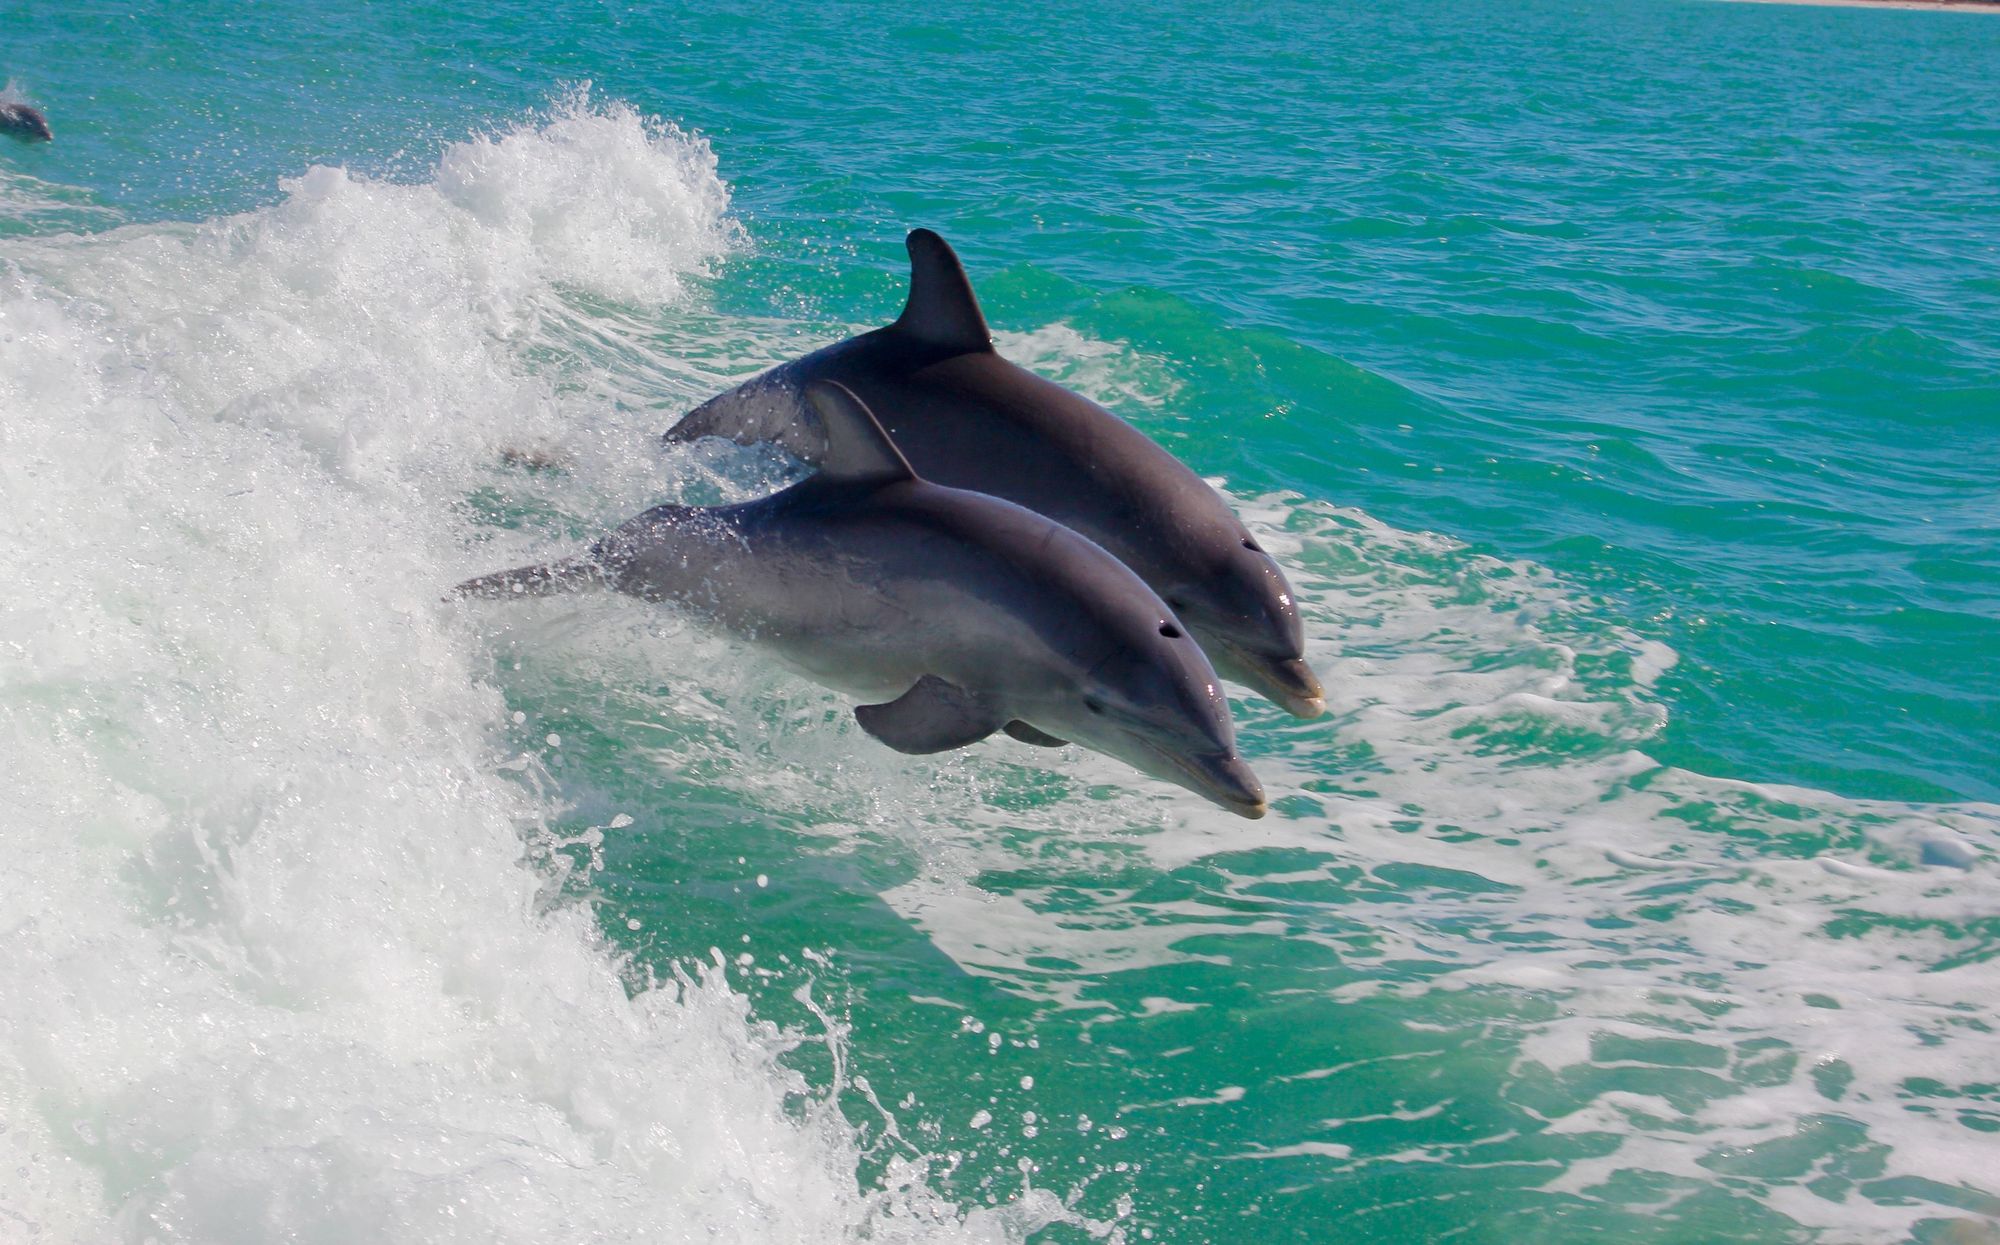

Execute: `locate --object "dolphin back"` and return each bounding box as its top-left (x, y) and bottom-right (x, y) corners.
top-left (663, 229), bottom-right (993, 457)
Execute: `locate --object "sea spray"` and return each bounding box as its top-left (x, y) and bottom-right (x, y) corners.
top-left (0, 95), bottom-right (1055, 1242)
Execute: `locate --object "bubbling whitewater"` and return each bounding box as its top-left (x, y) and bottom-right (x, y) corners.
top-left (0, 98), bottom-right (1063, 1242)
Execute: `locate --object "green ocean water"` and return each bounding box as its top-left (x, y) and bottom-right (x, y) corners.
top-left (5, 1), bottom-right (1999, 1241)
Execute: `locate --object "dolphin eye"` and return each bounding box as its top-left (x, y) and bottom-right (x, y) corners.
top-left (1159, 623), bottom-right (1182, 639)
top-left (1242, 538), bottom-right (1262, 553)
top-left (1084, 697), bottom-right (1106, 715)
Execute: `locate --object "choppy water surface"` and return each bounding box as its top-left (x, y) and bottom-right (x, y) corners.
top-left (3, 2), bottom-right (1997, 1241)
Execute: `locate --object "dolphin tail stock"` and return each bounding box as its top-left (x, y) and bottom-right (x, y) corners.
top-left (452, 555), bottom-right (605, 600)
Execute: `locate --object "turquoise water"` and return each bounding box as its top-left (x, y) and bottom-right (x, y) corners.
top-left (4, 2), bottom-right (1997, 1240)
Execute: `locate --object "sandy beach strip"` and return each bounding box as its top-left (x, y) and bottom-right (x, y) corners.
top-left (1718, 0), bottom-right (2000, 11)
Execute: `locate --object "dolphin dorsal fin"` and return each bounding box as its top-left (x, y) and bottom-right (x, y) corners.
top-left (891, 229), bottom-right (993, 355)
top-left (804, 381), bottom-right (918, 488)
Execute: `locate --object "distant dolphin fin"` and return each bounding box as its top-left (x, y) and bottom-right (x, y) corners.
top-left (892, 229), bottom-right (993, 355)
top-left (855, 674), bottom-right (1004, 754)
top-left (453, 556), bottom-right (602, 600)
top-left (803, 381), bottom-right (918, 487)
top-left (1004, 721), bottom-right (1068, 748)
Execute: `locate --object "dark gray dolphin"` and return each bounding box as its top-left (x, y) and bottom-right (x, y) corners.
top-left (462, 382), bottom-right (1267, 818)
top-left (0, 102), bottom-right (53, 143)
top-left (660, 230), bottom-right (1324, 719)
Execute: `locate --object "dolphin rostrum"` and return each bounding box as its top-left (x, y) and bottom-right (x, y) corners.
top-left (462, 382), bottom-right (1268, 818)
top-left (660, 229), bottom-right (1325, 718)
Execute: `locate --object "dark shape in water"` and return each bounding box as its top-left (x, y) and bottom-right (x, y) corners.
top-left (0, 102), bottom-right (53, 143)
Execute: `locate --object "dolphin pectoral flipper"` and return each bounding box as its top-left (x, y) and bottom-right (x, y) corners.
top-left (855, 675), bottom-right (1004, 754)
top-left (453, 556), bottom-right (602, 600)
top-left (1004, 721), bottom-right (1068, 748)
top-left (894, 229), bottom-right (993, 354)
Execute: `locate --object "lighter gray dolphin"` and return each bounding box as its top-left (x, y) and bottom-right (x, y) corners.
top-left (661, 229), bottom-right (1324, 718)
top-left (462, 382), bottom-right (1267, 818)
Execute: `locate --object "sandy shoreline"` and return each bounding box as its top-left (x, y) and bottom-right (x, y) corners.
top-left (1719, 0), bottom-right (2000, 10)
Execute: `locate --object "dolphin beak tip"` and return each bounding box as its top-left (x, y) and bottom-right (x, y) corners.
top-left (1220, 770), bottom-right (1267, 820)
top-left (1174, 749), bottom-right (1267, 820)
top-left (1284, 694), bottom-right (1326, 719)
top-left (1231, 651), bottom-right (1324, 720)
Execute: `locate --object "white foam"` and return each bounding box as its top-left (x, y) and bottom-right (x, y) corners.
top-left (0, 96), bottom-right (1054, 1242)
top-left (0, 169), bottom-right (120, 233)
top-left (991, 324), bottom-right (1182, 410)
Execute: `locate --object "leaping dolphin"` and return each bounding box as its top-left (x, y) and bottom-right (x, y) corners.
top-left (462, 382), bottom-right (1268, 818)
top-left (661, 230), bottom-right (1325, 719)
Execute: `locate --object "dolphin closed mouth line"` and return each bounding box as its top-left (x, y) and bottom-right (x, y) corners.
top-left (1148, 741), bottom-right (1269, 819)
top-left (1211, 638), bottom-right (1326, 720)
